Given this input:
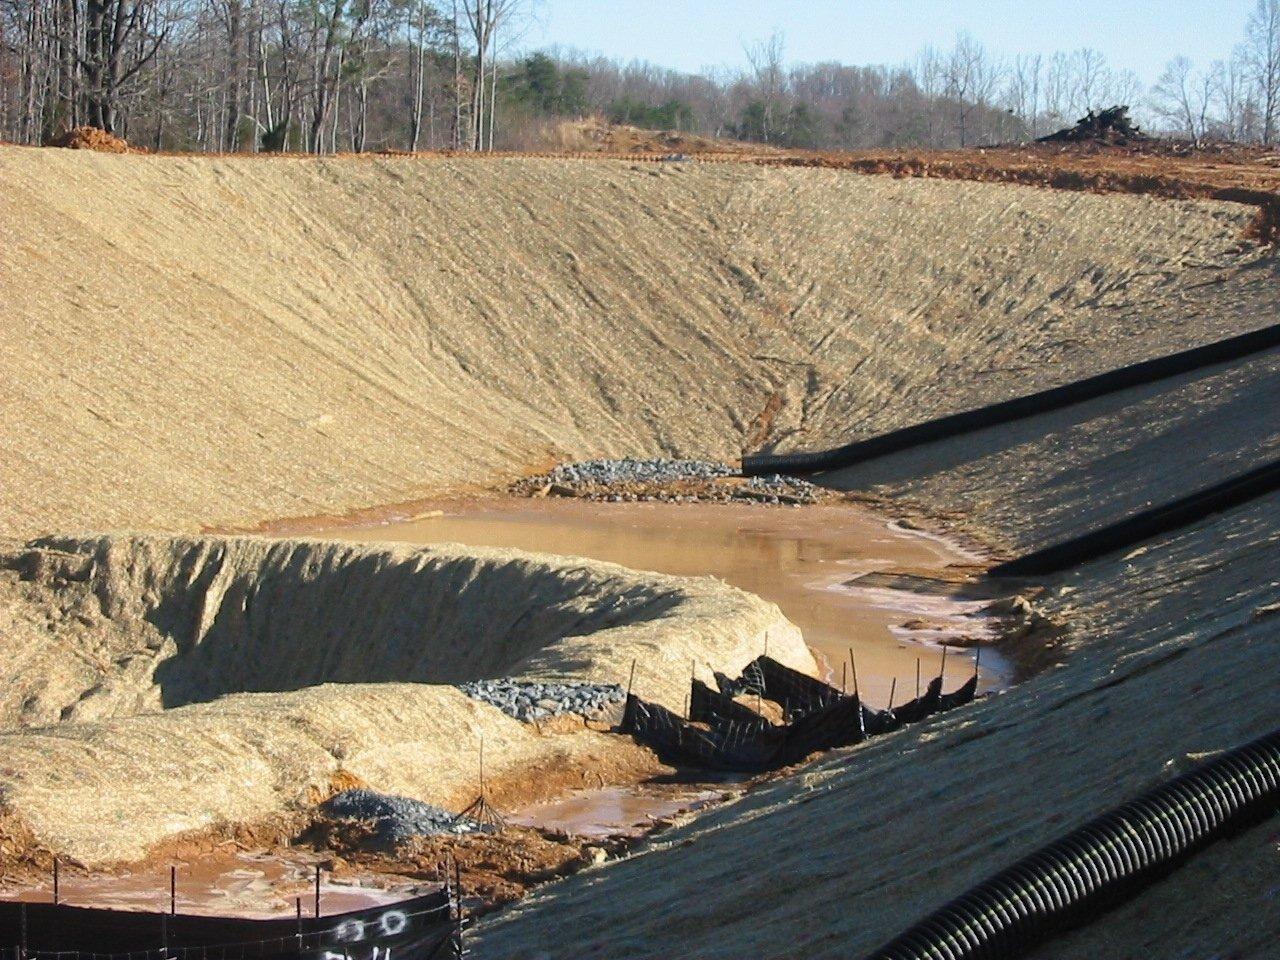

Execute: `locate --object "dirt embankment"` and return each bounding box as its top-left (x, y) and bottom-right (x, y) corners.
top-left (0, 149), bottom-right (1268, 537)
top-left (0, 534), bottom-right (808, 865)
top-left (473, 329), bottom-right (1280, 960)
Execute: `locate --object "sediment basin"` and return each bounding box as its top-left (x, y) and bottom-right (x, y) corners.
top-left (296, 497), bottom-right (1008, 707)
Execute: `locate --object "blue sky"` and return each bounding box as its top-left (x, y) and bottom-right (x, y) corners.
top-left (518, 1), bottom-right (1254, 86)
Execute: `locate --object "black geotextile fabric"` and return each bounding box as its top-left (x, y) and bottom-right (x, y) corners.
top-left (688, 679), bottom-right (764, 725)
top-left (0, 891), bottom-right (459, 960)
top-left (624, 657), bottom-right (979, 772)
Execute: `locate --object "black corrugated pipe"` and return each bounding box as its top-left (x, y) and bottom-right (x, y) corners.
top-left (864, 727), bottom-right (1280, 960)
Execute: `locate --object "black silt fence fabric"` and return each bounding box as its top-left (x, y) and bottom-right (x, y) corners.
top-left (1, 892), bottom-right (456, 960)
top-left (991, 457), bottom-right (1280, 577)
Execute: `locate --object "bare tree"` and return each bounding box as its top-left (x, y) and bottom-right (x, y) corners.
top-left (1211, 51), bottom-right (1258, 141)
top-left (1004, 53), bottom-right (1042, 137)
top-left (943, 32), bottom-right (1000, 146)
top-left (1244, 0), bottom-right (1280, 142)
top-left (80, 0), bottom-right (173, 132)
top-left (1151, 56), bottom-right (1209, 143)
top-left (743, 30), bottom-right (785, 143)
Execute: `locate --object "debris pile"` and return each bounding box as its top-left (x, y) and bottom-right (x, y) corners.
top-left (46, 126), bottom-right (131, 153)
top-left (458, 679), bottom-right (626, 723)
top-left (1037, 106), bottom-right (1148, 146)
top-left (321, 789), bottom-right (492, 845)
top-left (513, 457), bottom-right (832, 505)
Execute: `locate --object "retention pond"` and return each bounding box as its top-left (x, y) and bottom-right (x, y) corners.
top-left (295, 497), bottom-right (1009, 713)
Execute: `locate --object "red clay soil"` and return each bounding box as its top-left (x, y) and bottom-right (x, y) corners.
top-left (743, 142), bottom-right (1280, 243)
top-left (315, 824), bottom-right (632, 915)
top-left (35, 122), bottom-right (1277, 240)
top-left (46, 126), bottom-right (130, 153)
top-left (45, 126), bottom-right (129, 152)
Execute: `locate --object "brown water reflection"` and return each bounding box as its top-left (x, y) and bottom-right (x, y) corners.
top-left (307, 498), bottom-right (1008, 709)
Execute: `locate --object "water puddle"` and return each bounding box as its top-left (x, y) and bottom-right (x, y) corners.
top-left (299, 497), bottom-right (1011, 708)
top-left (0, 497), bottom-right (1015, 910)
top-left (0, 852), bottom-right (423, 918)
top-left (507, 784), bottom-right (727, 838)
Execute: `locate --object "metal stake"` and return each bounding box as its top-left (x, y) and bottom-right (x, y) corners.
top-left (314, 865), bottom-right (321, 918)
top-left (453, 855), bottom-right (465, 952)
top-left (53, 859), bottom-right (59, 906)
top-left (848, 648), bottom-right (860, 699)
top-left (170, 865), bottom-right (177, 915)
top-left (888, 677), bottom-right (897, 712)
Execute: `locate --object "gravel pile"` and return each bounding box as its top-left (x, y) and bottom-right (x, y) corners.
top-left (458, 679), bottom-right (626, 723)
top-left (512, 457), bottom-right (828, 505)
top-left (743, 473), bottom-right (823, 503)
top-left (322, 789), bottom-right (491, 844)
top-left (536, 458), bottom-right (735, 486)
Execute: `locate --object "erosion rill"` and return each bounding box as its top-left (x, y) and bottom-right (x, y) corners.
top-left (1, 147), bottom-right (1278, 958)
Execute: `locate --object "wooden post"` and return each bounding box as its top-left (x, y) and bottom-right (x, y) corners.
top-left (170, 865), bottom-right (177, 915)
top-left (888, 677), bottom-right (897, 712)
top-left (841, 661), bottom-right (847, 695)
top-left (848, 648), bottom-right (860, 699)
top-left (940, 645), bottom-right (948, 683)
top-left (52, 859), bottom-right (59, 906)
top-left (295, 898), bottom-right (303, 955)
top-left (314, 865), bottom-right (321, 918)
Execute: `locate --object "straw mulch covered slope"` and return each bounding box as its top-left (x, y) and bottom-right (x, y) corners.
top-left (0, 148), bottom-right (1268, 537)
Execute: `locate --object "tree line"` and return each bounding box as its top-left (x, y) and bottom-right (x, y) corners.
top-left (2, 0), bottom-right (1280, 152)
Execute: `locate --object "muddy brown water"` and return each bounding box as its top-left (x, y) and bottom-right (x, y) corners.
top-left (1, 498), bottom-right (1008, 913)
top-left (305, 497), bottom-right (1009, 707)
top-left (299, 496), bottom-right (1011, 839)
top-left (0, 851), bottom-right (422, 918)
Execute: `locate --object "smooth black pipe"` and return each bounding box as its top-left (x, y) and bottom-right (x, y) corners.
top-left (990, 457), bottom-right (1280, 577)
top-left (743, 323), bottom-right (1280, 476)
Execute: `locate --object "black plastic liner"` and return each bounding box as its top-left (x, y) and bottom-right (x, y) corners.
top-left (0, 890), bottom-right (459, 960)
top-left (742, 324), bottom-right (1280, 476)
